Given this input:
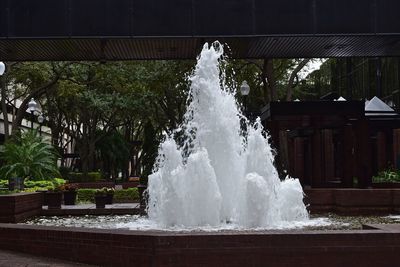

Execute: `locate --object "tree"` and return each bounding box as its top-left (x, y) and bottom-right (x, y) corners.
top-left (140, 121), bottom-right (159, 185)
top-left (96, 130), bottom-right (130, 181)
top-left (232, 58), bottom-right (312, 105)
top-left (2, 62), bottom-right (70, 137)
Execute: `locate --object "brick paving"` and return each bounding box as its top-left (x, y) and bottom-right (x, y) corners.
top-left (0, 249), bottom-right (95, 267)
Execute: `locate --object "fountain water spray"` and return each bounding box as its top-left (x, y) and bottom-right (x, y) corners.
top-left (147, 42), bottom-right (308, 229)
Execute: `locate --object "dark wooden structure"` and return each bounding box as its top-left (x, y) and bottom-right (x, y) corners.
top-left (1, 0), bottom-right (400, 60)
top-left (262, 101), bottom-right (400, 188)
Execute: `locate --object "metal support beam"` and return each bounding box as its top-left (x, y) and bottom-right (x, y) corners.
top-left (376, 57), bottom-right (382, 98)
top-left (346, 58), bottom-right (353, 100)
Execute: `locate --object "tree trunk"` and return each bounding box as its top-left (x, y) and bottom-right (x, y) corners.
top-left (285, 59), bottom-right (311, 101)
top-left (264, 58), bottom-right (277, 101)
top-left (11, 77), bottom-right (59, 135)
top-left (79, 142), bottom-right (89, 176)
top-left (0, 75), bottom-right (9, 140)
top-left (88, 140), bottom-right (96, 171)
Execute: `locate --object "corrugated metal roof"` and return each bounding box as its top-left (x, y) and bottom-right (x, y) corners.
top-left (1, 36), bottom-right (400, 61)
top-left (1, 0), bottom-right (400, 60)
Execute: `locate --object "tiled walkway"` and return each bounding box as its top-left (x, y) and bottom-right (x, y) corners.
top-left (0, 249), bottom-right (95, 267)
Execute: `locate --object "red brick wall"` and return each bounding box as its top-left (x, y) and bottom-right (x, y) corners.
top-left (0, 193), bottom-right (42, 223)
top-left (305, 188), bottom-right (400, 214)
top-left (69, 182), bottom-right (115, 189)
top-left (0, 224), bottom-right (400, 267)
top-left (122, 181), bottom-right (139, 189)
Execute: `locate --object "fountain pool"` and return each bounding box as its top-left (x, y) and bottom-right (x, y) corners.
top-left (21, 213), bottom-right (400, 231)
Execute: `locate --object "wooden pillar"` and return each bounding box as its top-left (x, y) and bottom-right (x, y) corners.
top-left (312, 130), bottom-right (323, 187)
top-left (278, 130), bottom-right (289, 172)
top-left (355, 120), bottom-right (372, 188)
top-left (393, 129), bottom-right (400, 170)
top-left (322, 129), bottom-right (335, 182)
top-left (293, 137), bottom-right (305, 184)
top-left (376, 131), bottom-right (387, 172)
top-left (342, 124), bottom-right (354, 187)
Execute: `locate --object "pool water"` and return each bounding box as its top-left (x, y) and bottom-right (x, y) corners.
top-left (21, 213), bottom-right (400, 231)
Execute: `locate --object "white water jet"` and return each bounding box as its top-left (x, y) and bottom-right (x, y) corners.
top-left (147, 42), bottom-right (308, 229)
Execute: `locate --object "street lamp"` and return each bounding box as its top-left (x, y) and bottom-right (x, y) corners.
top-left (37, 114), bottom-right (44, 136)
top-left (240, 81), bottom-right (250, 116)
top-left (27, 98), bottom-right (38, 129)
top-left (0, 62), bottom-right (5, 76)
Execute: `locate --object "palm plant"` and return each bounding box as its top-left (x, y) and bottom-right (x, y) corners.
top-left (0, 130), bottom-right (60, 182)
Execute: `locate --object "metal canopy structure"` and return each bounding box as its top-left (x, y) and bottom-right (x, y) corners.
top-left (1, 0), bottom-right (400, 60)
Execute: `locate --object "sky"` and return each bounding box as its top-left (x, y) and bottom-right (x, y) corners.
top-left (298, 58), bottom-right (327, 80)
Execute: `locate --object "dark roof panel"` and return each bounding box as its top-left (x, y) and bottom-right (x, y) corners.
top-left (1, 0), bottom-right (400, 60)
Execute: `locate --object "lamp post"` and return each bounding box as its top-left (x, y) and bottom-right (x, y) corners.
top-left (27, 98), bottom-right (37, 130)
top-left (240, 81), bottom-right (250, 116)
top-left (37, 114), bottom-right (44, 136)
top-left (0, 62), bottom-right (5, 76)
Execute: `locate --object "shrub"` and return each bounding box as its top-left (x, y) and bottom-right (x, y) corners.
top-left (94, 187), bottom-right (109, 197)
top-left (53, 178), bottom-right (67, 187)
top-left (0, 180), bottom-right (7, 188)
top-left (114, 188), bottom-right (139, 202)
top-left (0, 189), bottom-right (19, 195)
top-left (373, 170), bottom-right (400, 183)
top-left (77, 189), bottom-right (96, 203)
top-left (0, 178), bottom-right (66, 191)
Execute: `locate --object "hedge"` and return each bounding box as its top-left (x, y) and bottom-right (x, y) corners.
top-left (114, 188), bottom-right (139, 202)
top-left (0, 178), bottom-right (66, 190)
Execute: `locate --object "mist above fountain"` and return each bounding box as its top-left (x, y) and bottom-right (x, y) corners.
top-left (147, 42), bottom-right (308, 229)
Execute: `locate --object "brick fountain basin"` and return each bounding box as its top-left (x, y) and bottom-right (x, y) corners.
top-left (2, 189), bottom-right (400, 266)
top-left (0, 223), bottom-right (400, 267)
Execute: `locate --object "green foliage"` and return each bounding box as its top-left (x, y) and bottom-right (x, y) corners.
top-left (77, 189), bottom-right (96, 203)
top-left (96, 131), bottom-right (130, 179)
top-left (114, 188), bottom-right (139, 201)
top-left (0, 178), bottom-right (65, 191)
top-left (0, 180), bottom-right (7, 188)
top-left (373, 170), bottom-right (400, 183)
top-left (58, 166), bottom-right (71, 180)
top-left (0, 189), bottom-right (19, 195)
top-left (7, 60), bottom-right (193, 178)
top-left (23, 178), bottom-right (66, 189)
top-left (140, 121), bottom-right (159, 185)
top-left (0, 131), bottom-right (60, 180)
top-left (67, 172), bottom-right (102, 182)
top-left (93, 187), bottom-right (114, 197)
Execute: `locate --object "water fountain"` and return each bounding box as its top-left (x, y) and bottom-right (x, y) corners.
top-left (146, 41), bottom-right (308, 229)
